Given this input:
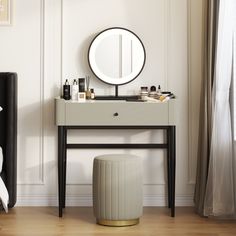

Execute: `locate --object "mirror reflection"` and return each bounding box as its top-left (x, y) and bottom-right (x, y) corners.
top-left (88, 27), bottom-right (146, 85)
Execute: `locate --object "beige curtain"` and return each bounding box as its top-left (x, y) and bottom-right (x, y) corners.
top-left (195, 0), bottom-right (236, 217)
top-left (194, 0), bottom-right (219, 216)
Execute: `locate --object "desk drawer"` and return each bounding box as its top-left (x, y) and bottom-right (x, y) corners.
top-left (67, 102), bottom-right (169, 125)
top-left (55, 99), bottom-right (175, 126)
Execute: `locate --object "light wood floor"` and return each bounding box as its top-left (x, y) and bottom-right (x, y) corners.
top-left (0, 207), bottom-right (236, 236)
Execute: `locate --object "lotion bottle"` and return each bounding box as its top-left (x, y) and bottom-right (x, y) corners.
top-left (71, 79), bottom-right (78, 101)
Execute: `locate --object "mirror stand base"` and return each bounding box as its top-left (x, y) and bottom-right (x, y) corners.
top-left (94, 85), bottom-right (141, 101)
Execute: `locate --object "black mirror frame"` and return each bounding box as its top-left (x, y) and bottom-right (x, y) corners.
top-left (88, 27), bottom-right (146, 86)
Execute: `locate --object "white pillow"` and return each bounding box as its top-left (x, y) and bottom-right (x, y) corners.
top-left (0, 147), bottom-right (2, 173)
top-left (0, 177), bottom-right (9, 212)
top-left (0, 107), bottom-right (2, 172)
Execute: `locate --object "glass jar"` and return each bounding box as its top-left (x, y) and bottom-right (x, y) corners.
top-left (140, 87), bottom-right (148, 101)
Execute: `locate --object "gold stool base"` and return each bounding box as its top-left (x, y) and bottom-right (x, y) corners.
top-left (97, 218), bottom-right (139, 227)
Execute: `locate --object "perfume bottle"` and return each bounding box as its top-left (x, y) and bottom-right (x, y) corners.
top-left (86, 90), bottom-right (91, 100)
top-left (157, 85), bottom-right (162, 96)
top-left (63, 79), bottom-right (70, 100)
top-left (90, 88), bottom-right (95, 99)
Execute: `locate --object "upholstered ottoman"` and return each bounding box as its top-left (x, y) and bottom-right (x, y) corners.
top-left (93, 154), bottom-right (143, 226)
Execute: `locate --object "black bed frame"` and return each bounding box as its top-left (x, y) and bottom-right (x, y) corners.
top-left (0, 72), bottom-right (17, 208)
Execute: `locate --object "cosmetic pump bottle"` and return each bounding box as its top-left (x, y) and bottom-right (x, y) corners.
top-left (63, 79), bottom-right (71, 100)
top-left (71, 79), bottom-right (78, 101)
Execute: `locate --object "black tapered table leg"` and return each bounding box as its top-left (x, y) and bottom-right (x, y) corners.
top-left (62, 128), bottom-right (67, 208)
top-left (167, 128), bottom-right (172, 209)
top-left (170, 126), bottom-right (176, 217)
top-left (58, 126), bottom-right (65, 217)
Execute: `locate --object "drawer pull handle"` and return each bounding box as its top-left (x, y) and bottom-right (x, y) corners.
top-left (113, 112), bottom-right (119, 117)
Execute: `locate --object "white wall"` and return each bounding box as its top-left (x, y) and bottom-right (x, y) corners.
top-left (0, 0), bottom-right (203, 206)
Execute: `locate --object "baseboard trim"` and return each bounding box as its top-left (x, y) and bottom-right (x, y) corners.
top-left (16, 194), bottom-right (194, 207)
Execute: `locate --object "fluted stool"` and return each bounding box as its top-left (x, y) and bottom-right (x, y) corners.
top-left (93, 154), bottom-right (143, 226)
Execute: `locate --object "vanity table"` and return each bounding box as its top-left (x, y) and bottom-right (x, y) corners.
top-left (55, 97), bottom-right (176, 218)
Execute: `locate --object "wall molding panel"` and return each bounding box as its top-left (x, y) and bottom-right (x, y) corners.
top-left (164, 0), bottom-right (171, 90)
top-left (39, 0), bottom-right (46, 185)
top-left (14, 0), bottom-right (45, 186)
top-left (61, 0), bottom-right (172, 187)
top-left (187, 0), bottom-right (193, 185)
top-left (16, 0), bottom-right (46, 185)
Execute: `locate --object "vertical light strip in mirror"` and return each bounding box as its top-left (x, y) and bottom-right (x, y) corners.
top-left (119, 34), bottom-right (122, 78)
top-left (121, 34), bottom-right (132, 77)
top-left (131, 40), bottom-right (133, 73)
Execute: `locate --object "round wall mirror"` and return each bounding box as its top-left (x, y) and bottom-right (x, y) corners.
top-left (88, 27), bottom-right (146, 85)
